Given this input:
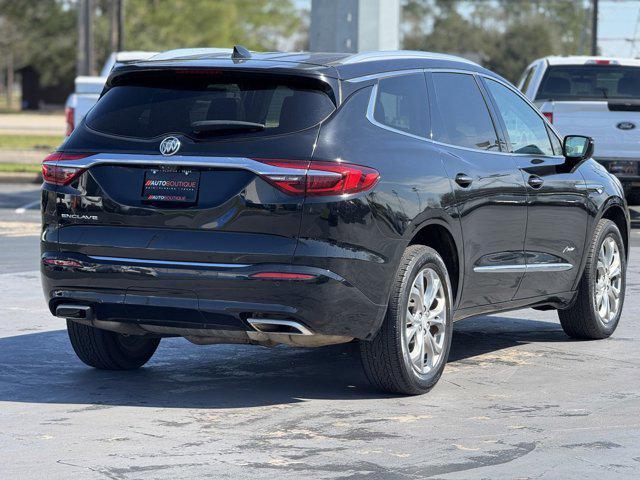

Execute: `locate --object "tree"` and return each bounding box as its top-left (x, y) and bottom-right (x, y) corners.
top-left (0, 0), bottom-right (76, 87)
top-left (121, 0), bottom-right (301, 53)
top-left (401, 0), bottom-right (591, 82)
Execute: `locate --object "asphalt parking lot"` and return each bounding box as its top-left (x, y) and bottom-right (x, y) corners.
top-left (1, 184), bottom-right (639, 479)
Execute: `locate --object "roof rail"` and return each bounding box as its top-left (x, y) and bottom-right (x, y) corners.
top-left (341, 50), bottom-right (478, 66)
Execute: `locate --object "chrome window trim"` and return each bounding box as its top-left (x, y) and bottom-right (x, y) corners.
top-left (347, 68), bottom-right (426, 84)
top-left (89, 255), bottom-right (250, 269)
top-left (474, 263), bottom-right (573, 273)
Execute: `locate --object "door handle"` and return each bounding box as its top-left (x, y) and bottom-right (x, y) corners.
top-left (455, 173), bottom-right (473, 187)
top-left (528, 175), bottom-right (544, 189)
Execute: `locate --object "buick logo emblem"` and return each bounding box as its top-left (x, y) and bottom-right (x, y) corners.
top-left (616, 121), bottom-right (636, 131)
top-left (159, 136), bottom-right (181, 156)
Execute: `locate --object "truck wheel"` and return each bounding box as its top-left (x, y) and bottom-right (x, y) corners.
top-left (558, 219), bottom-right (626, 339)
top-left (360, 245), bottom-right (453, 395)
top-left (67, 320), bottom-right (160, 370)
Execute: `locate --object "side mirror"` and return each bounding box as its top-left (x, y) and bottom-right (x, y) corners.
top-left (563, 135), bottom-right (594, 168)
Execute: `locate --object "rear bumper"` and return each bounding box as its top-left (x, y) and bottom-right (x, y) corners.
top-left (41, 251), bottom-right (386, 340)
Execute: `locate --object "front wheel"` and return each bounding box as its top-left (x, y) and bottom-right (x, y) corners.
top-left (67, 320), bottom-right (160, 370)
top-left (558, 219), bottom-right (626, 339)
top-left (360, 245), bottom-right (453, 395)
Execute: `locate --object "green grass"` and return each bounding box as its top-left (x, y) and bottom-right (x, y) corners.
top-left (0, 163), bottom-right (41, 173)
top-left (0, 134), bottom-right (64, 151)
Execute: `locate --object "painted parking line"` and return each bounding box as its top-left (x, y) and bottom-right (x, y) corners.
top-left (0, 221), bottom-right (40, 237)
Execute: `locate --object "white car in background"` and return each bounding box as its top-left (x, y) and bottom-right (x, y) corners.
top-left (519, 56), bottom-right (640, 199)
top-left (64, 51), bottom-right (158, 136)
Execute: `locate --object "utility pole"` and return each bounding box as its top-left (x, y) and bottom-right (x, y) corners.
top-left (6, 50), bottom-right (13, 109)
top-left (77, 0), bottom-right (94, 75)
top-left (109, 0), bottom-right (124, 53)
top-left (591, 0), bottom-right (599, 56)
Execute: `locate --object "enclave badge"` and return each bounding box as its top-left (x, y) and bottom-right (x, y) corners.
top-left (159, 136), bottom-right (181, 156)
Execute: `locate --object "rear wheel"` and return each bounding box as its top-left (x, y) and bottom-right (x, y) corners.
top-left (360, 245), bottom-right (453, 395)
top-left (67, 320), bottom-right (160, 370)
top-left (558, 219), bottom-right (626, 339)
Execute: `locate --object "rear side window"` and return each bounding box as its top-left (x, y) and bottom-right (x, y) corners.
top-left (373, 74), bottom-right (429, 137)
top-left (536, 65), bottom-right (640, 101)
top-left (431, 73), bottom-right (499, 151)
top-left (86, 71), bottom-right (336, 139)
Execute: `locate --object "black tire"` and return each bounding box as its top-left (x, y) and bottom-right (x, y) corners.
top-left (359, 245), bottom-right (453, 395)
top-left (558, 219), bottom-right (626, 339)
top-left (67, 320), bottom-right (160, 370)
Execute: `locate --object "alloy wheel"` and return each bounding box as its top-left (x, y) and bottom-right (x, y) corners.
top-left (404, 267), bottom-right (447, 374)
top-left (595, 236), bottom-right (622, 325)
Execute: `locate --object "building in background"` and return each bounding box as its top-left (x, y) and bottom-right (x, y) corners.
top-left (309, 0), bottom-right (400, 53)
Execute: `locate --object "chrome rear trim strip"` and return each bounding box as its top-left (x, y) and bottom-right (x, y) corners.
top-left (55, 154), bottom-right (309, 177)
top-left (474, 263), bottom-right (573, 273)
top-left (88, 255), bottom-right (250, 269)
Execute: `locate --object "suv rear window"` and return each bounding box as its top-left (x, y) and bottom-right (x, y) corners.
top-left (536, 65), bottom-right (640, 101)
top-left (86, 71), bottom-right (336, 139)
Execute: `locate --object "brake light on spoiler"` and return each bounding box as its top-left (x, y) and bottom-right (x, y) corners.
top-left (585, 59), bottom-right (619, 65)
top-left (254, 159), bottom-right (379, 196)
top-left (42, 152), bottom-right (92, 185)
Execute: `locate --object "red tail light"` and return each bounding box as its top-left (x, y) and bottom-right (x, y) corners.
top-left (42, 258), bottom-right (83, 268)
top-left (255, 159), bottom-right (379, 196)
top-left (42, 152), bottom-right (91, 186)
top-left (65, 107), bottom-right (75, 136)
top-left (542, 112), bottom-right (553, 124)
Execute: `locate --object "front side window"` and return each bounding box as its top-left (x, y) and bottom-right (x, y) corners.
top-left (431, 72), bottom-right (499, 151)
top-left (486, 79), bottom-right (554, 156)
top-left (373, 73), bottom-right (429, 137)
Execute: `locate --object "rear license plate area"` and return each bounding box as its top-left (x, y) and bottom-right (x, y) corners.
top-left (142, 169), bottom-right (200, 204)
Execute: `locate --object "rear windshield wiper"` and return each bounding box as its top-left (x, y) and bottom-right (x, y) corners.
top-left (191, 120), bottom-right (266, 135)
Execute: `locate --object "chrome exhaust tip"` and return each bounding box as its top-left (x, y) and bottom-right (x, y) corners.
top-left (55, 304), bottom-right (93, 320)
top-left (247, 318), bottom-right (313, 336)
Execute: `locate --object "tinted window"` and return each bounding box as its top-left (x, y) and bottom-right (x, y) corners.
top-left (86, 72), bottom-right (335, 139)
top-left (486, 79), bottom-right (553, 156)
top-left (536, 65), bottom-right (640, 101)
top-left (373, 74), bottom-right (429, 137)
top-left (547, 125), bottom-right (563, 155)
top-left (431, 73), bottom-right (499, 151)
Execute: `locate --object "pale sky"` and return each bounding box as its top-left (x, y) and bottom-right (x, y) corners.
top-left (600, 0), bottom-right (640, 57)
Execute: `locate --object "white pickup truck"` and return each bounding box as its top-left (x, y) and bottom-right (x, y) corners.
top-left (64, 51), bottom-right (157, 136)
top-left (519, 56), bottom-right (640, 199)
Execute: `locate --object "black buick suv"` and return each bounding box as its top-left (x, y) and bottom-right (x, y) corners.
top-left (41, 47), bottom-right (629, 394)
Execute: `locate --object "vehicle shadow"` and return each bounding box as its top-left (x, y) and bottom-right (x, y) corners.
top-left (0, 315), bottom-right (569, 409)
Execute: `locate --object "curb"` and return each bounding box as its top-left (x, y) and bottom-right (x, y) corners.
top-left (0, 172), bottom-right (42, 184)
